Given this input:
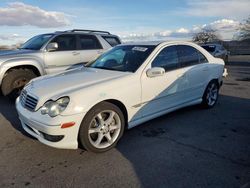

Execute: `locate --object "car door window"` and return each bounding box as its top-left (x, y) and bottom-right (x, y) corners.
top-left (152, 46), bottom-right (179, 71)
top-left (50, 35), bottom-right (76, 51)
top-left (79, 35), bottom-right (102, 50)
top-left (177, 45), bottom-right (200, 67)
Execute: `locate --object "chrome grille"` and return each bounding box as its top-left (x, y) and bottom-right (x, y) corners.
top-left (20, 90), bottom-right (38, 111)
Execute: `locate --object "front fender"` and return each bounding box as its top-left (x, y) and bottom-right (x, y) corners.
top-left (0, 57), bottom-right (45, 85)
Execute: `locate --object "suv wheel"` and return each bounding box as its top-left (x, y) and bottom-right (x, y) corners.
top-left (202, 81), bottom-right (219, 108)
top-left (1, 69), bottom-right (37, 100)
top-left (78, 102), bottom-right (125, 153)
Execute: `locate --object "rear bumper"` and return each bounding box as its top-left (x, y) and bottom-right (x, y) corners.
top-left (16, 97), bottom-right (85, 149)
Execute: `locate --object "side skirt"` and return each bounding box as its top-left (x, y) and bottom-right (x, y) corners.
top-left (128, 98), bottom-right (202, 129)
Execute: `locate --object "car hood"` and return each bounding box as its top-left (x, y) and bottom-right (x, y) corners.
top-left (0, 49), bottom-right (36, 57)
top-left (26, 67), bottom-right (130, 100)
top-left (0, 49), bottom-right (37, 64)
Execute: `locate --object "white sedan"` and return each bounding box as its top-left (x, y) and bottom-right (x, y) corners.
top-left (16, 41), bottom-right (224, 153)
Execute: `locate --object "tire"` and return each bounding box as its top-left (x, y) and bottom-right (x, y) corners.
top-left (1, 69), bottom-right (37, 100)
top-left (202, 80), bottom-right (219, 108)
top-left (78, 102), bottom-right (125, 153)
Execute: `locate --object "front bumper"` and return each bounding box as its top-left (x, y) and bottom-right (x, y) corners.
top-left (16, 97), bottom-right (85, 149)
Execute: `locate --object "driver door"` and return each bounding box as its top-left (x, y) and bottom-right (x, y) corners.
top-left (140, 45), bottom-right (188, 117)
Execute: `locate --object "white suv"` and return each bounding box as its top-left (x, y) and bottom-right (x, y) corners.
top-left (16, 41), bottom-right (224, 153)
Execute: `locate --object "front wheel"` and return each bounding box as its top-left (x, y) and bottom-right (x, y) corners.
top-left (1, 69), bottom-right (36, 100)
top-left (202, 81), bottom-right (219, 108)
top-left (78, 102), bottom-right (125, 153)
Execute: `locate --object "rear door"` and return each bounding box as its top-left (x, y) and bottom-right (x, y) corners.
top-left (177, 45), bottom-right (209, 101)
top-left (44, 34), bottom-right (80, 74)
top-left (77, 34), bottom-right (104, 64)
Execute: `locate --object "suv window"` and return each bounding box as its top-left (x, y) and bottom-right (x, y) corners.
top-left (177, 45), bottom-right (199, 67)
top-left (51, 35), bottom-right (76, 51)
top-left (79, 35), bottom-right (102, 50)
top-left (102, 36), bottom-right (121, 47)
top-left (152, 46), bottom-right (179, 71)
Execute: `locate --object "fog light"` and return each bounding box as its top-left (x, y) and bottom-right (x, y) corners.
top-left (40, 132), bottom-right (64, 142)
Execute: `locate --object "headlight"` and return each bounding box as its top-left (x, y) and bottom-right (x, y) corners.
top-left (41, 97), bottom-right (70, 117)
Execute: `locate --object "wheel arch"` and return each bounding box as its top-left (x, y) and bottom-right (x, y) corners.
top-left (202, 78), bottom-right (220, 97)
top-left (104, 99), bottom-right (128, 127)
top-left (0, 59), bottom-right (45, 85)
top-left (81, 99), bottom-right (129, 129)
top-left (77, 98), bottom-right (128, 151)
top-left (210, 78), bottom-right (220, 87)
top-left (4, 65), bottom-right (41, 76)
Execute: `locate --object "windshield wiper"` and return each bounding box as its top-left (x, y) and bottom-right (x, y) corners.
top-left (93, 66), bottom-right (119, 71)
top-left (19, 47), bottom-right (35, 50)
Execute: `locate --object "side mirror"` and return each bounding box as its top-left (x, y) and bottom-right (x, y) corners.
top-left (146, 67), bottom-right (165, 78)
top-left (46, 42), bottom-right (58, 52)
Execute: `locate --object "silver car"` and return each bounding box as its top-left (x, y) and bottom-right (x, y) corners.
top-left (0, 29), bottom-right (121, 99)
top-left (201, 44), bottom-right (228, 63)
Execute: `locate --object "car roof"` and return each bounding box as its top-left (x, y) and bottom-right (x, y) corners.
top-left (120, 41), bottom-right (202, 47)
top-left (40, 30), bottom-right (119, 37)
top-left (122, 41), bottom-right (164, 46)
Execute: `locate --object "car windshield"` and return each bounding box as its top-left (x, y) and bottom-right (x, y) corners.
top-left (20, 34), bottom-right (54, 50)
top-left (86, 45), bottom-right (156, 72)
top-left (201, 45), bottom-right (216, 53)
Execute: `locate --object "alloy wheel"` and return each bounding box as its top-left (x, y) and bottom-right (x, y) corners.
top-left (206, 83), bottom-right (218, 106)
top-left (88, 110), bottom-right (121, 149)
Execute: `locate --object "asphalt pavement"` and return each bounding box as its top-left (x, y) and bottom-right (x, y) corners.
top-left (0, 62), bottom-right (249, 188)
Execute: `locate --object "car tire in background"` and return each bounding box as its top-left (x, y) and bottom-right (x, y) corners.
top-left (78, 101), bottom-right (125, 153)
top-left (1, 69), bottom-right (37, 100)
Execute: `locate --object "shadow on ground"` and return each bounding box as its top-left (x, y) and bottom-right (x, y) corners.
top-left (0, 95), bottom-right (33, 138)
top-left (0, 93), bottom-right (249, 188)
top-left (116, 94), bottom-right (250, 187)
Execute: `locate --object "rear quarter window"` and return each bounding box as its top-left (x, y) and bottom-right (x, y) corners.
top-left (102, 36), bottom-right (121, 47)
top-left (177, 45), bottom-right (200, 67)
top-left (198, 51), bottom-right (208, 63)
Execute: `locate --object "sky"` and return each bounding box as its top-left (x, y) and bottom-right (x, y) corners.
top-left (0, 0), bottom-right (249, 45)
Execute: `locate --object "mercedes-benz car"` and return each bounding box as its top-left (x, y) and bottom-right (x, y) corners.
top-left (16, 41), bottom-right (224, 153)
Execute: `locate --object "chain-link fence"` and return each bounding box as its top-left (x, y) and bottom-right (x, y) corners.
top-left (222, 40), bottom-right (250, 55)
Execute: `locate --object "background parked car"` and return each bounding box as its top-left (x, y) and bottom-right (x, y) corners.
top-left (0, 29), bottom-right (121, 99)
top-left (201, 43), bottom-right (228, 63)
